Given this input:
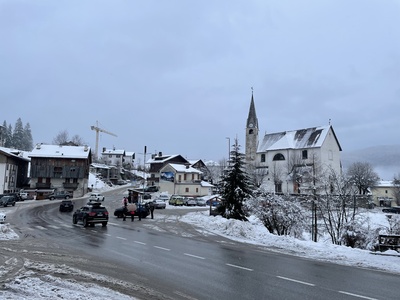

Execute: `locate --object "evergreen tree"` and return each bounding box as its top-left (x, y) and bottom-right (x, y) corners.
top-left (23, 122), bottom-right (34, 151)
top-left (219, 139), bottom-right (253, 221)
top-left (5, 124), bottom-right (13, 148)
top-left (12, 118), bottom-right (25, 150)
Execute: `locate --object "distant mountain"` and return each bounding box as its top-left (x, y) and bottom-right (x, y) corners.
top-left (341, 145), bottom-right (400, 180)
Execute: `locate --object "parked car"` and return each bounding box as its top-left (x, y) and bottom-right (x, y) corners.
top-left (169, 195), bottom-right (184, 206)
top-left (196, 198), bottom-right (207, 206)
top-left (89, 193), bottom-right (105, 202)
top-left (142, 193), bottom-right (152, 200)
top-left (206, 199), bottom-right (221, 206)
top-left (184, 197), bottom-right (197, 206)
top-left (114, 204), bottom-right (150, 218)
top-left (152, 199), bottom-right (166, 209)
top-left (72, 202), bottom-right (108, 227)
top-left (59, 200), bottom-right (74, 212)
top-left (0, 196), bottom-right (16, 207)
top-left (48, 191), bottom-right (73, 200)
top-left (144, 186), bottom-right (159, 193)
top-left (382, 207), bottom-right (400, 214)
top-left (0, 212), bottom-right (6, 223)
top-left (158, 194), bottom-right (170, 202)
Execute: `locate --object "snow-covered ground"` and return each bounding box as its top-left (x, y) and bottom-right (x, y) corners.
top-left (1, 174), bottom-right (399, 299)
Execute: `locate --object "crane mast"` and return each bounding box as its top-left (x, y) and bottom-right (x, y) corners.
top-left (90, 121), bottom-right (117, 160)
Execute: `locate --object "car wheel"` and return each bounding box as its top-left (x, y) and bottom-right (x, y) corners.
top-left (83, 218), bottom-right (88, 227)
top-left (102, 222), bottom-right (107, 227)
top-left (72, 215), bottom-right (77, 224)
top-left (50, 197), bottom-right (55, 200)
top-left (12, 203), bottom-right (15, 206)
top-left (65, 196), bottom-right (70, 199)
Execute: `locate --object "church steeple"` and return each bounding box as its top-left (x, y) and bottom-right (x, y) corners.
top-left (246, 91), bottom-right (258, 129)
top-left (245, 89), bottom-right (259, 162)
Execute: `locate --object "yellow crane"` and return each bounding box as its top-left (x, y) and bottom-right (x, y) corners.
top-left (91, 121), bottom-right (117, 159)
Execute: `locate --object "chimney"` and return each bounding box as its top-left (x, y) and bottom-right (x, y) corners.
top-left (102, 147), bottom-right (106, 153)
top-left (158, 152), bottom-right (162, 157)
top-left (36, 143), bottom-right (41, 149)
top-left (84, 145), bottom-right (88, 152)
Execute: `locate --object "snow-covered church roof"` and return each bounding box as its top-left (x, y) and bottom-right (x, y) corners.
top-left (258, 125), bottom-right (342, 152)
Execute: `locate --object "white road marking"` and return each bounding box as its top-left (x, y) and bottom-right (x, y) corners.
top-left (277, 276), bottom-right (315, 286)
top-left (47, 225), bottom-right (60, 229)
top-left (154, 246), bottom-right (170, 251)
top-left (35, 226), bottom-right (47, 230)
top-left (184, 253), bottom-right (205, 260)
top-left (134, 241), bottom-right (146, 245)
top-left (116, 236), bottom-right (127, 240)
top-left (226, 263), bottom-right (253, 271)
top-left (338, 291), bottom-right (378, 300)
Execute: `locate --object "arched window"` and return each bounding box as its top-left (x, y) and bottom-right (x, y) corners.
top-left (273, 153), bottom-right (285, 161)
top-left (249, 129), bottom-right (254, 134)
top-left (261, 154), bottom-right (265, 162)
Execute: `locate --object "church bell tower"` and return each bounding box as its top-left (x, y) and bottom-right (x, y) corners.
top-left (245, 91), bottom-right (259, 162)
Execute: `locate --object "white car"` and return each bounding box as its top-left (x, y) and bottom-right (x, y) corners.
top-left (0, 212), bottom-right (6, 223)
top-left (89, 193), bottom-right (105, 202)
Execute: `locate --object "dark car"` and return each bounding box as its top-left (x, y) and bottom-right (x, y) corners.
top-left (144, 186), bottom-right (158, 193)
top-left (59, 200), bottom-right (74, 212)
top-left (143, 193), bottom-right (152, 200)
top-left (114, 204), bottom-right (150, 219)
top-left (382, 207), bottom-right (400, 214)
top-left (48, 191), bottom-right (73, 200)
top-left (72, 202), bottom-right (108, 227)
top-left (0, 196), bottom-right (16, 207)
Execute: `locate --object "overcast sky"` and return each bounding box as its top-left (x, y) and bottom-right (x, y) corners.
top-left (1, 0), bottom-right (399, 163)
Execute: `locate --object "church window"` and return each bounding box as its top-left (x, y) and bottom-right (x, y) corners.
top-left (261, 154), bottom-right (265, 162)
top-left (275, 183), bottom-right (282, 193)
top-left (273, 153), bottom-right (285, 161)
top-left (302, 150), bottom-right (308, 159)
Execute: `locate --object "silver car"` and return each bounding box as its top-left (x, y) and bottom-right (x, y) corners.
top-left (153, 199), bottom-right (166, 209)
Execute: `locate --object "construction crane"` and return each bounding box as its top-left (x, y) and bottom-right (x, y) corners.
top-left (91, 121), bottom-right (117, 160)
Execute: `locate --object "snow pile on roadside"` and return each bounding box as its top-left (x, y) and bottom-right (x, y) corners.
top-left (0, 259), bottom-right (137, 299)
top-left (180, 210), bottom-right (400, 274)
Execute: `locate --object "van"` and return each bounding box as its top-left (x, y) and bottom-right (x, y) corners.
top-left (169, 195), bottom-right (184, 206)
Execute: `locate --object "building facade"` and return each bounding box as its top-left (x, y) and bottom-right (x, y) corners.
top-left (29, 144), bottom-right (91, 198)
top-left (245, 95), bottom-right (342, 195)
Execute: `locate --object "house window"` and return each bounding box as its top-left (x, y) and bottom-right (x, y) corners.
top-left (249, 129), bottom-right (254, 134)
top-left (184, 174), bottom-right (187, 180)
top-left (275, 183), bottom-right (282, 193)
top-left (302, 150), bottom-right (308, 159)
top-left (192, 174), bottom-right (194, 180)
top-left (273, 153), bottom-right (285, 161)
top-left (261, 154), bottom-right (265, 162)
top-left (185, 188), bottom-right (189, 192)
top-left (178, 175), bottom-right (182, 182)
top-left (196, 188), bottom-right (199, 193)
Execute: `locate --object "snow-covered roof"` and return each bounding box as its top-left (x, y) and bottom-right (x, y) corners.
top-left (258, 125), bottom-right (341, 152)
top-left (101, 148), bottom-right (125, 155)
top-left (91, 163), bottom-right (110, 169)
top-left (164, 163), bottom-right (202, 174)
top-left (201, 181), bottom-right (214, 187)
top-left (29, 144), bottom-right (91, 159)
top-left (125, 151), bottom-right (135, 157)
top-left (0, 146), bottom-right (30, 162)
top-left (147, 154), bottom-right (187, 164)
top-left (375, 180), bottom-right (394, 187)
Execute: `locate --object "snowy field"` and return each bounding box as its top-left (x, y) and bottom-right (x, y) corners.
top-left (1, 175), bottom-right (399, 299)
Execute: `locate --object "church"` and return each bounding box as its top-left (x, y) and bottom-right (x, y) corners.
top-left (245, 93), bottom-right (342, 195)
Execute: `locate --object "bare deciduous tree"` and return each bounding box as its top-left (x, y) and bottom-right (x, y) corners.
top-left (53, 130), bottom-right (85, 146)
top-left (346, 162), bottom-right (380, 194)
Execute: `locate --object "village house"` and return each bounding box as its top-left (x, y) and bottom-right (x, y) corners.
top-left (29, 144), bottom-right (91, 198)
top-left (158, 163), bottom-right (212, 196)
top-left (0, 146), bottom-right (30, 194)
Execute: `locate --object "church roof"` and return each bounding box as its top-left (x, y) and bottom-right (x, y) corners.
top-left (257, 125), bottom-right (342, 152)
